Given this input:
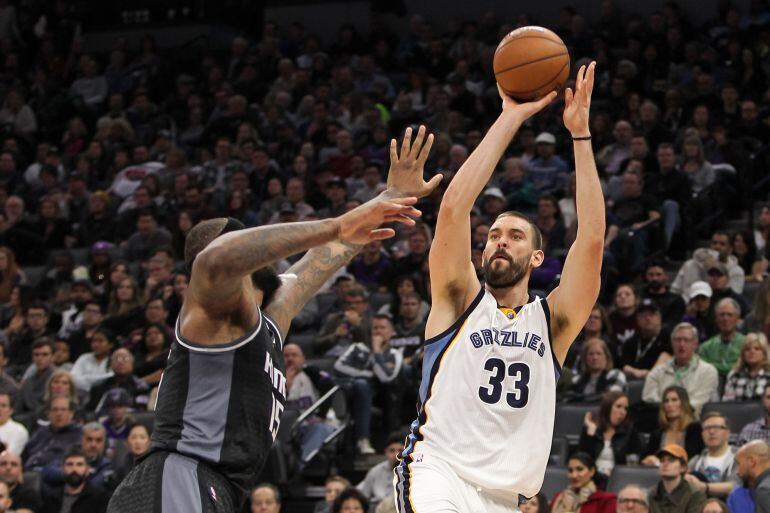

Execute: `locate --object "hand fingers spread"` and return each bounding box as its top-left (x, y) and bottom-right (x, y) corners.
top-left (586, 61), bottom-right (596, 95)
top-left (410, 125), bottom-right (426, 159)
top-left (417, 133), bottom-right (435, 165)
top-left (389, 139), bottom-right (398, 164)
top-left (564, 87), bottom-right (574, 107)
top-left (400, 127), bottom-right (413, 158)
top-left (369, 228), bottom-right (396, 241)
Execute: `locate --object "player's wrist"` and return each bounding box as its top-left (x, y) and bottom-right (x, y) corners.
top-left (571, 131), bottom-right (591, 140)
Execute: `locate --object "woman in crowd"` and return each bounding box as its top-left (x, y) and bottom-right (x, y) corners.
top-left (732, 230), bottom-right (759, 279)
top-left (332, 488), bottom-right (369, 513)
top-left (114, 423), bottom-right (151, 483)
top-left (0, 285), bottom-right (32, 334)
top-left (700, 498), bottom-right (729, 513)
top-left (550, 452), bottom-right (616, 513)
top-left (519, 494), bottom-right (548, 513)
top-left (722, 333), bottom-right (770, 401)
top-left (564, 304), bottom-right (615, 370)
top-left (165, 272), bottom-right (188, 324)
top-left (578, 391), bottom-right (642, 476)
top-left (567, 339), bottom-right (626, 402)
top-left (103, 276), bottom-right (145, 338)
top-left (133, 322), bottom-right (170, 386)
top-left (643, 386), bottom-right (704, 464)
top-left (0, 247), bottom-right (24, 306)
top-left (681, 136), bottom-right (716, 194)
top-left (608, 284), bottom-right (638, 348)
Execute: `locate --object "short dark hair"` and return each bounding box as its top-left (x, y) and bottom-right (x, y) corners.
top-left (332, 488), bottom-right (369, 513)
top-left (32, 337), bottom-right (55, 354)
top-left (251, 267), bottom-right (281, 308)
top-left (183, 218), bottom-right (238, 270)
top-left (493, 211), bottom-right (543, 250)
top-left (63, 445), bottom-right (88, 465)
top-left (27, 300), bottom-right (49, 316)
top-left (702, 411), bottom-right (730, 429)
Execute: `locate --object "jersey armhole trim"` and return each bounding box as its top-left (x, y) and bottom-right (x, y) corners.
top-left (262, 314), bottom-right (284, 350)
top-left (424, 286), bottom-right (484, 346)
top-left (174, 308), bottom-right (263, 353)
top-left (540, 298), bottom-right (562, 376)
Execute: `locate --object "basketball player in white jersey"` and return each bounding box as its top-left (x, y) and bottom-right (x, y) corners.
top-left (395, 62), bottom-right (604, 513)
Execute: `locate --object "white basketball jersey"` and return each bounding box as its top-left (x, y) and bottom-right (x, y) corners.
top-left (400, 287), bottom-right (560, 498)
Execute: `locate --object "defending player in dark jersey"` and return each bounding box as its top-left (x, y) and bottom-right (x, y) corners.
top-left (107, 126), bottom-right (440, 513)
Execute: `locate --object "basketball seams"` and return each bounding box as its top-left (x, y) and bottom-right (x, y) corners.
top-left (494, 52), bottom-right (569, 75)
top-left (494, 34), bottom-right (566, 55)
top-left (502, 60), bottom-right (570, 96)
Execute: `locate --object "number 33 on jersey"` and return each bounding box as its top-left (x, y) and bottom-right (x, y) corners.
top-left (400, 287), bottom-right (561, 498)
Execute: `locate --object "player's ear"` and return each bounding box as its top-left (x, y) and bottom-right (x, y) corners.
top-left (530, 249), bottom-right (545, 269)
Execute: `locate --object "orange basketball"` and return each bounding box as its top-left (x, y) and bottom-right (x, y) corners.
top-left (493, 26), bottom-right (570, 102)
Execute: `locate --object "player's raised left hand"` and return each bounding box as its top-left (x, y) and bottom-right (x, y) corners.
top-left (563, 61), bottom-right (595, 137)
top-left (386, 125), bottom-right (442, 198)
top-left (337, 196), bottom-right (421, 245)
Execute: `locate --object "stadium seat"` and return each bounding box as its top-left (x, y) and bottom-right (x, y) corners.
top-left (607, 465), bottom-right (660, 494)
top-left (554, 404), bottom-right (597, 443)
top-left (540, 466), bottom-right (568, 502)
top-left (133, 411), bottom-right (155, 434)
top-left (549, 436), bottom-right (568, 466)
top-left (369, 291), bottom-right (393, 312)
top-left (626, 379), bottom-right (644, 405)
top-left (701, 401), bottom-right (761, 439)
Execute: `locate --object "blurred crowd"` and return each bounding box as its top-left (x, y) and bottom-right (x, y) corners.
top-left (0, 0), bottom-right (770, 512)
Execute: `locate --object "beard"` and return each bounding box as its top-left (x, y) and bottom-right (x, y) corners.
top-left (64, 472), bottom-right (86, 487)
top-left (482, 251), bottom-right (531, 289)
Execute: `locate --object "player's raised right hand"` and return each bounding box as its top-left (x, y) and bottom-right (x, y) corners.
top-left (337, 196), bottom-right (421, 245)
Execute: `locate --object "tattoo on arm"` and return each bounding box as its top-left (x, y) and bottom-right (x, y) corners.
top-left (266, 239), bottom-right (362, 337)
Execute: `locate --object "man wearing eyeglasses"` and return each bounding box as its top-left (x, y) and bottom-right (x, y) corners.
top-left (617, 485), bottom-right (649, 513)
top-left (684, 411), bottom-right (737, 499)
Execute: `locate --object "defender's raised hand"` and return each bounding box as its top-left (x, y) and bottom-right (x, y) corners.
top-left (386, 125), bottom-right (442, 198)
top-left (563, 61), bottom-right (596, 136)
top-left (337, 196), bottom-right (421, 245)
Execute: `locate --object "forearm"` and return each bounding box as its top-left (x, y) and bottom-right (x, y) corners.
top-left (573, 140), bottom-right (605, 242)
top-left (199, 218), bottom-right (340, 280)
top-left (443, 110), bottom-right (522, 214)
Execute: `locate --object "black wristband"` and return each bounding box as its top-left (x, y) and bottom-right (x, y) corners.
top-left (572, 135), bottom-right (592, 141)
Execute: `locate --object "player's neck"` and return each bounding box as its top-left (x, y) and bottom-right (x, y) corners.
top-left (486, 282), bottom-right (530, 309)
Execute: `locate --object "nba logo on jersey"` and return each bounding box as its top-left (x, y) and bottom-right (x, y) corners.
top-left (209, 487), bottom-right (218, 502)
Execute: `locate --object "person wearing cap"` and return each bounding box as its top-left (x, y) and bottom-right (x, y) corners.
top-left (649, 444), bottom-right (706, 513)
top-left (57, 279), bottom-right (94, 341)
top-left (682, 281), bottom-right (715, 342)
top-left (525, 131), bottom-right (569, 194)
top-left (705, 262), bottom-right (749, 318)
top-left (620, 299), bottom-right (671, 379)
top-left (101, 387), bottom-right (135, 448)
top-left (699, 298), bottom-right (746, 376)
top-left (671, 231), bottom-right (745, 301)
top-left (641, 261), bottom-right (686, 328)
top-left (481, 187), bottom-right (507, 220)
top-left (643, 322), bottom-right (718, 414)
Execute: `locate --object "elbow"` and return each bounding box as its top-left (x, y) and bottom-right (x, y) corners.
top-left (192, 245), bottom-right (233, 281)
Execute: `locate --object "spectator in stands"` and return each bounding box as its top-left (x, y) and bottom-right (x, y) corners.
top-left (43, 421), bottom-right (114, 491)
top-left (113, 423), bottom-right (149, 484)
top-left (314, 475), bottom-right (351, 513)
top-left (348, 240), bottom-right (393, 291)
top-left (58, 279), bottom-right (94, 343)
top-left (643, 323), bottom-right (719, 414)
top-left (705, 263), bottom-right (749, 318)
top-left (122, 210), bottom-right (171, 262)
top-left (648, 444), bottom-right (706, 513)
top-left (101, 387), bottom-right (135, 448)
top-left (332, 488), bottom-right (368, 513)
top-left (67, 300), bottom-right (104, 360)
top-left (0, 450), bottom-right (42, 512)
top-left (132, 322), bottom-right (169, 386)
top-left (388, 292), bottom-right (425, 360)
top-left (616, 485), bottom-right (649, 513)
top-left (15, 337), bottom-right (56, 421)
top-left (578, 391), bottom-right (642, 476)
top-left (22, 395), bottom-right (81, 471)
top-left (251, 483), bottom-right (281, 513)
top-left (357, 433), bottom-right (402, 509)
top-left (738, 385), bottom-right (770, 445)
top-left (550, 452), bottom-right (616, 513)
top-left (746, 278), bottom-right (770, 338)
top-left (317, 286), bottom-right (372, 356)
top-left (526, 132), bottom-right (568, 195)
top-left (672, 231), bottom-right (745, 299)
top-left (0, 247), bottom-right (23, 306)
top-left (0, 481), bottom-right (12, 513)
top-left (643, 143), bottom-right (690, 247)
top-left (723, 333), bottom-right (770, 401)
top-left (682, 281), bottom-right (714, 342)
top-left (567, 338), bottom-right (626, 402)
top-left (732, 230), bottom-right (760, 280)
top-left (734, 440), bottom-right (770, 511)
top-left (519, 493), bottom-right (548, 513)
top-left (641, 261), bottom-right (686, 328)
top-left (643, 386), bottom-right (705, 464)
top-left (565, 304), bottom-right (615, 370)
top-left (0, 345), bottom-right (18, 406)
top-left (87, 348), bottom-right (150, 411)
top-left (0, 391), bottom-right (25, 455)
top-left (699, 298), bottom-right (745, 376)
top-left (8, 301), bottom-right (52, 374)
top-left (699, 499), bottom-right (728, 513)
top-left (620, 299), bottom-right (670, 379)
top-left (41, 446), bottom-right (109, 513)
top-left (609, 284), bottom-right (638, 347)
top-left (70, 328), bottom-right (114, 393)
top-left (102, 276), bottom-right (145, 338)
top-left (685, 412), bottom-right (737, 499)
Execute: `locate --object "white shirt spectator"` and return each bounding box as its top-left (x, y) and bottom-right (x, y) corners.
top-left (0, 417), bottom-right (27, 454)
top-left (71, 353), bottom-right (113, 392)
